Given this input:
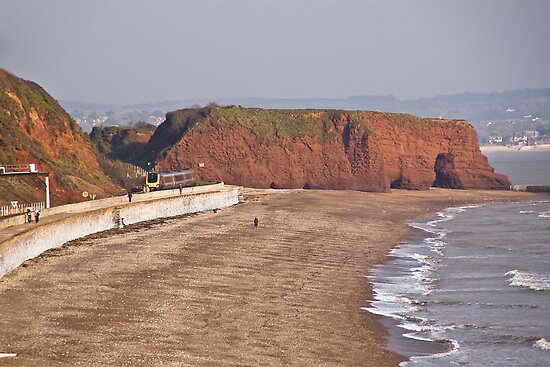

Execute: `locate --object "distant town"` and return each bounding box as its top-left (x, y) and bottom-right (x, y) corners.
top-left (478, 109), bottom-right (550, 147)
top-left (70, 108), bottom-right (165, 132)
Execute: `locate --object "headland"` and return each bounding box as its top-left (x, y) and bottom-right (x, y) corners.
top-left (0, 188), bottom-right (546, 366)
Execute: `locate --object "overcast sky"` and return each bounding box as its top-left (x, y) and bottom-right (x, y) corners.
top-left (1, 0), bottom-right (549, 105)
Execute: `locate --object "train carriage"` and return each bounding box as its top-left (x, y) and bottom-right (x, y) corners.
top-left (145, 168), bottom-right (195, 191)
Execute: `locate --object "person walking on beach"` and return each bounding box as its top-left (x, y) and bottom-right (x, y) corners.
top-left (34, 210), bottom-right (40, 223)
top-left (254, 217), bottom-right (259, 228)
top-left (27, 208), bottom-right (32, 223)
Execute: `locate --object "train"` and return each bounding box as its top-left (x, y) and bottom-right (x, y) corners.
top-left (145, 168), bottom-right (195, 191)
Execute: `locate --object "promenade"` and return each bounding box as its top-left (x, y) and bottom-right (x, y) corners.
top-left (0, 183), bottom-right (242, 278)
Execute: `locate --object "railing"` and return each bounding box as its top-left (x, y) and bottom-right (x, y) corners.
top-left (125, 163), bottom-right (147, 177)
top-left (0, 202), bottom-right (46, 217)
top-left (0, 164), bottom-right (38, 174)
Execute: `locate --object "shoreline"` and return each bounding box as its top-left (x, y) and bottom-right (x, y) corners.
top-left (371, 200), bottom-right (550, 366)
top-left (0, 188), bottom-right (547, 366)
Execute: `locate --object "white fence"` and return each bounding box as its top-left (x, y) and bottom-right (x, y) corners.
top-left (0, 202), bottom-right (46, 217)
top-left (125, 163), bottom-right (147, 177)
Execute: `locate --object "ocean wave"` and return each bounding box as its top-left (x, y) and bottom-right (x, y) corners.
top-left (400, 339), bottom-right (461, 366)
top-left (403, 332), bottom-right (434, 342)
top-left (534, 338), bottom-right (550, 351)
top-left (398, 322), bottom-right (436, 332)
top-left (459, 205), bottom-right (482, 209)
top-left (398, 321), bottom-right (457, 334)
top-left (428, 339), bottom-right (461, 358)
top-left (373, 292), bottom-right (421, 305)
top-left (538, 211), bottom-right (550, 218)
top-left (427, 212), bottom-right (455, 226)
top-left (361, 306), bottom-right (406, 320)
top-left (410, 222), bottom-right (442, 235)
top-left (505, 270), bottom-right (550, 291)
top-left (519, 210), bottom-right (535, 214)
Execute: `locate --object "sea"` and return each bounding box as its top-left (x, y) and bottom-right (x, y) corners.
top-left (482, 148), bottom-right (550, 185)
top-left (365, 149), bottom-right (550, 366)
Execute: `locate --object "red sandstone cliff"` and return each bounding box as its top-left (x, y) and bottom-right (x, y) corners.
top-left (150, 106), bottom-right (510, 191)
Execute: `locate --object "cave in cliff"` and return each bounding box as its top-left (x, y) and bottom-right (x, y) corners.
top-left (433, 153), bottom-right (462, 189)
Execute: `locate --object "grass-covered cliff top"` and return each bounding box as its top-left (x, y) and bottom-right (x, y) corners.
top-left (143, 105), bottom-right (470, 165)
top-left (170, 105), bottom-right (467, 140)
top-left (208, 106), bottom-right (371, 141)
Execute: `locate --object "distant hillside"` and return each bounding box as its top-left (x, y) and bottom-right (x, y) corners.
top-left (0, 69), bottom-right (122, 206)
top-left (140, 105), bottom-right (510, 191)
top-left (62, 88), bottom-right (550, 141)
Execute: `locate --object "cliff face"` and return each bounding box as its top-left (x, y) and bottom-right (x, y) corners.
top-left (149, 106), bottom-right (510, 191)
top-left (0, 69), bottom-right (121, 205)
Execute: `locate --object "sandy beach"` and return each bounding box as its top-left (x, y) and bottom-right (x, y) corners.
top-left (0, 188), bottom-right (547, 367)
top-left (480, 143), bottom-right (550, 153)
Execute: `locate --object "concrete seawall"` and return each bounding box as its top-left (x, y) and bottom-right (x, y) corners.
top-left (0, 183), bottom-right (228, 230)
top-left (0, 185), bottom-right (242, 278)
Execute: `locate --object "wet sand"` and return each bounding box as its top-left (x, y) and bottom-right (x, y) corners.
top-left (0, 188), bottom-right (546, 367)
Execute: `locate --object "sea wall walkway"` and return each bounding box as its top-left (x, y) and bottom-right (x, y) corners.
top-left (0, 183), bottom-right (243, 278)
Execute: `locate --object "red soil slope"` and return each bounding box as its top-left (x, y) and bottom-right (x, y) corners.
top-left (0, 69), bottom-right (121, 205)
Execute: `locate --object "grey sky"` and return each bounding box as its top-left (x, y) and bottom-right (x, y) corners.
top-left (1, 0), bottom-right (549, 105)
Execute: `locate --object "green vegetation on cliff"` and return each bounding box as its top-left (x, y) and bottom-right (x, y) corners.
top-left (208, 106), bottom-right (371, 142)
top-left (89, 122), bottom-right (155, 160)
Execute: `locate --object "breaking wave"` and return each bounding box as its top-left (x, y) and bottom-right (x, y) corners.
top-left (534, 338), bottom-right (550, 351)
top-left (505, 270), bottom-right (550, 291)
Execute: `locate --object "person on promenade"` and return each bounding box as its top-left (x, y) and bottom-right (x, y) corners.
top-left (34, 210), bottom-right (40, 223)
top-left (27, 208), bottom-right (32, 223)
top-left (127, 191), bottom-right (133, 203)
top-left (254, 217), bottom-right (259, 228)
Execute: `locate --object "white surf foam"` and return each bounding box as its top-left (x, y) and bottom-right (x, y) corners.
top-left (538, 211), bottom-right (550, 218)
top-left (0, 353), bottom-right (17, 358)
top-left (399, 339), bottom-right (461, 366)
top-left (374, 292), bottom-right (419, 305)
top-left (361, 306), bottom-right (406, 320)
top-left (505, 270), bottom-right (550, 291)
top-left (403, 332), bottom-right (434, 342)
top-left (398, 322), bottom-right (437, 333)
top-left (375, 206), bottom-right (483, 367)
top-left (428, 339), bottom-right (461, 358)
top-left (459, 205), bottom-right (482, 209)
top-left (534, 338), bottom-right (550, 351)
